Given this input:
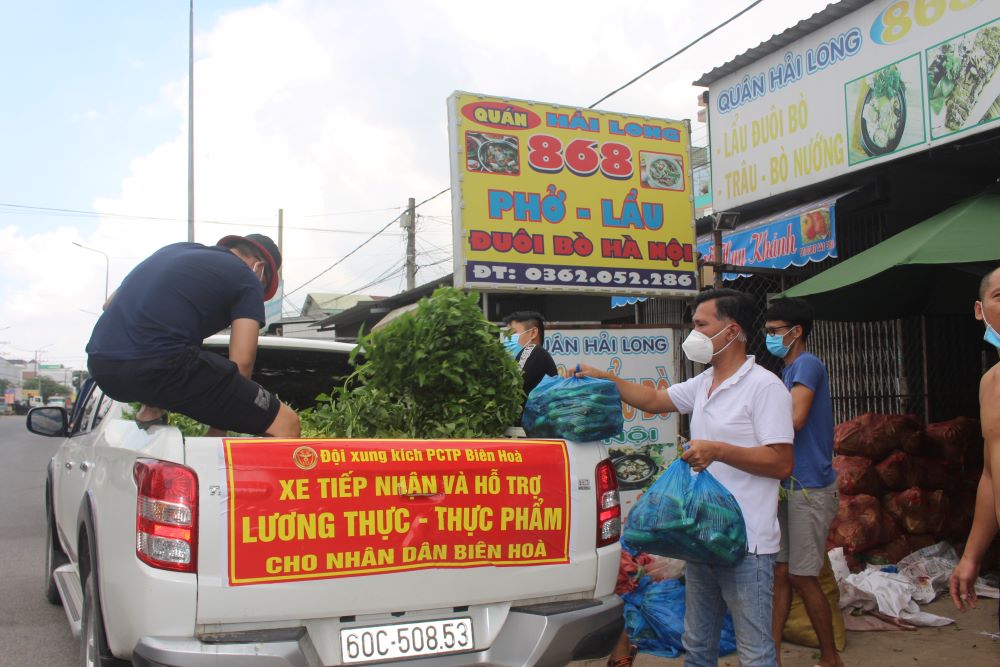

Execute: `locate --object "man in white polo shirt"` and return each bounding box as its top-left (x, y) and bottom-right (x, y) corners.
top-left (576, 288), bottom-right (793, 667)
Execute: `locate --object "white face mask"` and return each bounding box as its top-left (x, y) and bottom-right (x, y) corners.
top-left (681, 325), bottom-right (734, 364)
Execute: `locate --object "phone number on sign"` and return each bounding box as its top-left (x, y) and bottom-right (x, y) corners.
top-left (467, 262), bottom-right (696, 290)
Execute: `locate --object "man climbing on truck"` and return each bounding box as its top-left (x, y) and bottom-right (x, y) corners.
top-left (84, 233), bottom-right (300, 437)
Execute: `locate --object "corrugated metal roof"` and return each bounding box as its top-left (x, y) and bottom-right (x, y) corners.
top-left (693, 0), bottom-right (874, 87)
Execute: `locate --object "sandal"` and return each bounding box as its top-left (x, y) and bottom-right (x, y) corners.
top-left (136, 413), bottom-right (169, 430)
top-left (607, 644), bottom-right (637, 667)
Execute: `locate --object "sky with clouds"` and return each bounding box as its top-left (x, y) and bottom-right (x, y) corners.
top-left (0, 0), bottom-right (834, 370)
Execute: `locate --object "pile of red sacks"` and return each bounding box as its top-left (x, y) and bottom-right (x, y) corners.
top-left (827, 414), bottom-right (983, 571)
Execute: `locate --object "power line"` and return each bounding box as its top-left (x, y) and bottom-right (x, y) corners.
top-left (200, 220), bottom-right (406, 235)
top-left (283, 188), bottom-right (450, 298)
top-left (588, 0), bottom-right (766, 108)
top-left (418, 257), bottom-right (451, 270)
top-left (0, 202), bottom-right (403, 227)
top-left (349, 3), bottom-right (765, 266)
top-left (415, 238), bottom-right (452, 256)
top-left (332, 262), bottom-right (408, 301)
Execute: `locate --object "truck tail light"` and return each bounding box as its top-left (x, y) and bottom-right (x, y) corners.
top-left (595, 459), bottom-right (621, 548)
top-left (133, 458), bottom-right (198, 573)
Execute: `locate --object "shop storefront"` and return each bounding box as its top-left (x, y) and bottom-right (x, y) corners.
top-left (637, 0), bottom-right (1000, 423)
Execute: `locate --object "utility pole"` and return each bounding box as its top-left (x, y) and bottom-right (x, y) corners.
top-left (404, 197), bottom-right (416, 291)
top-left (187, 0), bottom-right (195, 242)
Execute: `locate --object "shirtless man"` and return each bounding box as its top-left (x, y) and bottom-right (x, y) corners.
top-left (948, 265), bottom-right (1000, 612)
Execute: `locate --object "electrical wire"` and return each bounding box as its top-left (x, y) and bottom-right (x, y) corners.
top-left (0, 202), bottom-right (403, 227)
top-left (282, 188), bottom-right (449, 298)
top-left (588, 0), bottom-right (766, 108)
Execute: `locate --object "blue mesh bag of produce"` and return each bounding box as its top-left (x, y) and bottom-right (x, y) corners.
top-left (622, 576), bottom-right (736, 658)
top-left (521, 375), bottom-right (623, 442)
top-left (622, 458), bottom-right (747, 566)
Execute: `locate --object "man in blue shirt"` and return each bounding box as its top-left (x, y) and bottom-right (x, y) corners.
top-left (86, 234), bottom-right (300, 437)
top-left (764, 297), bottom-right (842, 667)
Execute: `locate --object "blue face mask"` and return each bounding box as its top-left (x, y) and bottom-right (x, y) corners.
top-left (978, 303), bottom-right (1000, 348)
top-left (765, 333), bottom-right (790, 358)
top-left (502, 327), bottom-right (535, 359)
top-left (985, 322), bottom-right (1000, 349)
top-left (503, 337), bottom-right (524, 359)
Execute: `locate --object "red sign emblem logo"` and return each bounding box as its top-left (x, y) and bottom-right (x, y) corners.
top-left (292, 446), bottom-right (318, 470)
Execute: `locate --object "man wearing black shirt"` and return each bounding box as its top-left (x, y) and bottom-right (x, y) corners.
top-left (502, 311), bottom-right (558, 398)
top-left (86, 234), bottom-right (299, 437)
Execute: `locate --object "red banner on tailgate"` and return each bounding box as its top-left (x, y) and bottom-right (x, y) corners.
top-left (224, 438), bottom-right (571, 585)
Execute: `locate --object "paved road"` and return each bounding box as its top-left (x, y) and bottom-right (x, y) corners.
top-left (0, 415), bottom-right (78, 667)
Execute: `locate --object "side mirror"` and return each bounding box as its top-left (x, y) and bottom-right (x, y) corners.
top-left (26, 407), bottom-right (68, 437)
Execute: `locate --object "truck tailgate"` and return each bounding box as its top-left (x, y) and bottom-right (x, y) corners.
top-left (189, 438), bottom-right (606, 624)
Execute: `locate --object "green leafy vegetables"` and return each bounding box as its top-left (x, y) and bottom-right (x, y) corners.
top-left (299, 287), bottom-right (525, 439)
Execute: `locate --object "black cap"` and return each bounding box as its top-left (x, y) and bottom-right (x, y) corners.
top-left (217, 234), bottom-right (282, 300)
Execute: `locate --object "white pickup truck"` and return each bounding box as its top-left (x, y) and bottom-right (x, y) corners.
top-left (29, 336), bottom-right (624, 667)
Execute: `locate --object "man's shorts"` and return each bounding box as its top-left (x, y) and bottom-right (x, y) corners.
top-left (88, 346), bottom-right (280, 435)
top-left (776, 482), bottom-right (839, 577)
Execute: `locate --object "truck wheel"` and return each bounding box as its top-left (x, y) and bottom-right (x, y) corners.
top-left (81, 572), bottom-right (127, 667)
top-left (45, 499), bottom-right (68, 605)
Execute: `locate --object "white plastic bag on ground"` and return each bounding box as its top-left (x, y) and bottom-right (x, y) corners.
top-left (897, 541), bottom-right (1000, 603)
top-left (897, 542), bottom-right (959, 604)
top-left (828, 547), bottom-right (953, 627)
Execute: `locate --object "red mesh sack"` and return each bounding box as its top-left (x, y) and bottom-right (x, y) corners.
top-left (913, 456), bottom-right (955, 491)
top-left (834, 414), bottom-right (906, 462)
top-left (882, 487), bottom-right (950, 535)
top-left (925, 417), bottom-right (982, 466)
top-left (875, 450), bottom-right (919, 491)
top-left (869, 414), bottom-right (924, 457)
top-left (863, 536), bottom-right (912, 565)
top-left (833, 455), bottom-right (881, 496)
top-left (826, 494), bottom-right (882, 554)
top-left (615, 549), bottom-right (653, 595)
top-left (889, 414), bottom-right (925, 455)
top-left (834, 415), bottom-right (878, 458)
top-left (877, 512), bottom-right (903, 545)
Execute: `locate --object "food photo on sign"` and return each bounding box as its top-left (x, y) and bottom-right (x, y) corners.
top-left (465, 131), bottom-right (520, 175)
top-left (926, 18), bottom-right (1000, 140)
top-left (845, 55), bottom-right (925, 164)
top-left (639, 152), bottom-right (685, 191)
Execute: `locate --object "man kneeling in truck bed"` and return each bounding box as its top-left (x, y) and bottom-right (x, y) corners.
top-left (84, 233), bottom-right (300, 437)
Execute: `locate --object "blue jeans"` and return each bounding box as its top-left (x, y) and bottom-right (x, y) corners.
top-left (682, 553), bottom-right (776, 667)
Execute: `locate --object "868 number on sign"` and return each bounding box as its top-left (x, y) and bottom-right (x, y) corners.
top-left (341, 618), bottom-right (473, 664)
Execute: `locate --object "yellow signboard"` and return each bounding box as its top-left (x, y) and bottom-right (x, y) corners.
top-left (448, 92), bottom-right (698, 295)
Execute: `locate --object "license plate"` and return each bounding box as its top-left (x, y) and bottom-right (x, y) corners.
top-left (340, 617), bottom-right (474, 664)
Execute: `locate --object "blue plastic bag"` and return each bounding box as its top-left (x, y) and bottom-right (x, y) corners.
top-left (621, 575), bottom-right (737, 658)
top-left (521, 375), bottom-right (623, 442)
top-left (623, 458), bottom-right (747, 566)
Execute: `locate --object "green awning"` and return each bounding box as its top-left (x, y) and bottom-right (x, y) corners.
top-left (780, 192), bottom-right (1000, 320)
